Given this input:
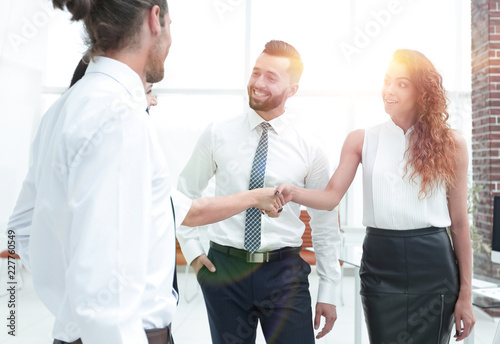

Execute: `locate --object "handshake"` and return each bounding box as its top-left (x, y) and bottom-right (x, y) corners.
top-left (181, 184), bottom-right (295, 228)
top-left (254, 185), bottom-right (293, 218)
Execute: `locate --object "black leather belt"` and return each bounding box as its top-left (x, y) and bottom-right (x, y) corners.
top-left (210, 241), bottom-right (301, 263)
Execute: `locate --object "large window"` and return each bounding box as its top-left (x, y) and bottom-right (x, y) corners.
top-left (0, 0), bottom-right (472, 232)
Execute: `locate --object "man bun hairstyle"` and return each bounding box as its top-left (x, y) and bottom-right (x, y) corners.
top-left (52, 0), bottom-right (169, 58)
top-left (262, 40), bottom-right (304, 83)
top-left (52, 0), bottom-right (94, 21)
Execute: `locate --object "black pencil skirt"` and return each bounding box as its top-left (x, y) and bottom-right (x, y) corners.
top-left (360, 227), bottom-right (460, 344)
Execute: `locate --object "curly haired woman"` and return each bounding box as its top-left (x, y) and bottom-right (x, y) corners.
top-left (277, 49), bottom-right (475, 343)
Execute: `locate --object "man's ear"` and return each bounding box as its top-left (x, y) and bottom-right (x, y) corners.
top-left (287, 83), bottom-right (299, 98)
top-left (147, 5), bottom-right (162, 37)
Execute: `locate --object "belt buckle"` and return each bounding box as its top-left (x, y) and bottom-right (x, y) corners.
top-left (246, 251), bottom-right (269, 263)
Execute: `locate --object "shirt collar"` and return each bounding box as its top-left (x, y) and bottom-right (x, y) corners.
top-left (387, 118), bottom-right (414, 136)
top-left (247, 108), bottom-right (289, 136)
top-left (86, 56), bottom-right (148, 110)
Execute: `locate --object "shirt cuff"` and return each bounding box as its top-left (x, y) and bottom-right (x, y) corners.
top-left (14, 233), bottom-right (31, 272)
top-left (178, 232), bottom-right (206, 266)
top-left (317, 281), bottom-right (337, 306)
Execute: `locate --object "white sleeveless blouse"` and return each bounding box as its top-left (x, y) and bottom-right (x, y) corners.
top-left (362, 120), bottom-right (451, 229)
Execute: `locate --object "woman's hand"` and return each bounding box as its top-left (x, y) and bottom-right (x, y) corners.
top-left (275, 184), bottom-right (295, 203)
top-left (453, 294), bottom-right (476, 341)
top-left (250, 187), bottom-right (285, 216)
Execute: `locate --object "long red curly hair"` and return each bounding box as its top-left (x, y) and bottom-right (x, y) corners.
top-left (392, 49), bottom-right (459, 198)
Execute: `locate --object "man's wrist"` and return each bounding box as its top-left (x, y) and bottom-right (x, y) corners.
top-left (190, 256), bottom-right (199, 268)
top-left (248, 189), bottom-right (259, 208)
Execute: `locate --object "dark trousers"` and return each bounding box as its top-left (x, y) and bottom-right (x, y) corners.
top-left (197, 248), bottom-right (314, 344)
top-left (53, 325), bottom-right (172, 344)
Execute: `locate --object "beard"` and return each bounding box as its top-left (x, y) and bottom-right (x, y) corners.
top-left (248, 87), bottom-right (287, 112)
top-left (145, 34), bottom-right (167, 83)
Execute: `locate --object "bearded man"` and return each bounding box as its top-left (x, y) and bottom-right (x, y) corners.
top-left (6, 2), bottom-right (283, 343)
top-left (176, 40), bottom-right (342, 344)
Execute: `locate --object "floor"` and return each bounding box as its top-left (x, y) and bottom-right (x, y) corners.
top-left (0, 262), bottom-right (498, 344)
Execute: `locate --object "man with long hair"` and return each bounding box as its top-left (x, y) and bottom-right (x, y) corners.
top-left (6, 1), bottom-right (282, 343)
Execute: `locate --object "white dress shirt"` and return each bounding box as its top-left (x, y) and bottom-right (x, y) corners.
top-left (362, 119), bottom-right (451, 229)
top-left (7, 57), bottom-right (191, 343)
top-left (177, 109), bottom-right (341, 305)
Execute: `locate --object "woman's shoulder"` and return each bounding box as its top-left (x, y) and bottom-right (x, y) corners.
top-left (450, 129), bottom-right (469, 161)
top-left (344, 129), bottom-right (365, 157)
top-left (347, 128), bottom-right (365, 141)
top-left (451, 129), bottom-right (467, 147)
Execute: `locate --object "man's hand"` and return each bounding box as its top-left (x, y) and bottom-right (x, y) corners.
top-left (190, 254), bottom-right (216, 276)
top-left (251, 187), bottom-right (285, 214)
top-left (314, 302), bottom-right (337, 339)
